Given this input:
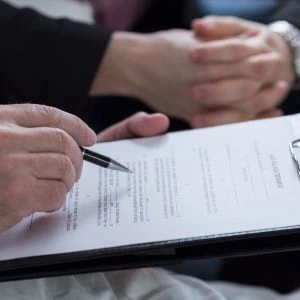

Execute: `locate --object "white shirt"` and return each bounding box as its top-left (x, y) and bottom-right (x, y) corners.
top-left (0, 268), bottom-right (299, 300)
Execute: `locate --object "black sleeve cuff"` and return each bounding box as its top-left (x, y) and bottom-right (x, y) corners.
top-left (270, 0), bottom-right (300, 28)
top-left (0, 2), bottom-right (113, 116)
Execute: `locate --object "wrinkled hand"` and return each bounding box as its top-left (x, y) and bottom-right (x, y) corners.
top-left (189, 16), bottom-right (295, 127)
top-left (93, 30), bottom-right (288, 123)
top-left (0, 104), bottom-right (96, 233)
top-left (91, 30), bottom-right (206, 121)
top-left (96, 112), bottom-right (169, 142)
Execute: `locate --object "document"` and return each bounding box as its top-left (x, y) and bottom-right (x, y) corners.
top-left (1, 115), bottom-right (300, 262)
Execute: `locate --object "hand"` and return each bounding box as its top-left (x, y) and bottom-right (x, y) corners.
top-left (96, 112), bottom-right (169, 142)
top-left (189, 16), bottom-right (295, 127)
top-left (90, 30), bottom-right (202, 121)
top-left (0, 104), bottom-right (96, 233)
top-left (190, 106), bottom-right (284, 128)
top-left (91, 30), bottom-right (283, 122)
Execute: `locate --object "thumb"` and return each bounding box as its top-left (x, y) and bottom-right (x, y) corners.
top-left (97, 112), bottom-right (169, 142)
top-left (192, 16), bottom-right (256, 39)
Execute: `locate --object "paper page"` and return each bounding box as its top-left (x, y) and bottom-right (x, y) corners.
top-left (1, 115), bottom-right (300, 261)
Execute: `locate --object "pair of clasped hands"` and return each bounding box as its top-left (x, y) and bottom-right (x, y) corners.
top-left (0, 16), bottom-right (295, 233)
top-left (189, 16), bottom-right (294, 126)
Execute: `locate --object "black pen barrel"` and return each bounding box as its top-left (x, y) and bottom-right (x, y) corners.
top-left (82, 148), bottom-right (110, 168)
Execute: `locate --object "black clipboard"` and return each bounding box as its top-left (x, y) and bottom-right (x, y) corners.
top-left (1, 135), bottom-right (300, 282)
top-left (1, 224), bottom-right (300, 282)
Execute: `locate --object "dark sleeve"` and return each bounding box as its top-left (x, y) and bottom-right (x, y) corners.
top-left (0, 1), bottom-right (112, 116)
top-left (270, 0), bottom-right (300, 28)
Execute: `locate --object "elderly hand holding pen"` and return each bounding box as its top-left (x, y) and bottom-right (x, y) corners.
top-left (0, 103), bottom-right (168, 234)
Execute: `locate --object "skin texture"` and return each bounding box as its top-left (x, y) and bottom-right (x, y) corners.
top-left (91, 17), bottom-right (294, 127)
top-left (0, 104), bottom-right (96, 233)
top-left (90, 30), bottom-right (207, 121)
top-left (0, 105), bottom-right (169, 234)
top-left (189, 16), bottom-right (295, 127)
top-left (96, 111), bottom-right (169, 142)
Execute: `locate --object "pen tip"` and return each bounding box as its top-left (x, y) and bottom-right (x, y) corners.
top-left (124, 167), bottom-right (134, 173)
top-left (109, 159), bottom-right (134, 173)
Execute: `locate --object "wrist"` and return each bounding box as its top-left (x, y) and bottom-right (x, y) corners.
top-left (89, 32), bottom-right (149, 99)
top-left (269, 31), bottom-right (296, 84)
top-left (269, 21), bottom-right (300, 87)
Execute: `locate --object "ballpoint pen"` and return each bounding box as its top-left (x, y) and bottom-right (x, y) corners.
top-left (80, 147), bottom-right (133, 173)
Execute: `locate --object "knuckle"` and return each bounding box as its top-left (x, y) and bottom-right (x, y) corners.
top-left (0, 126), bottom-right (14, 146)
top-left (260, 93), bottom-right (272, 108)
top-left (272, 87), bottom-right (286, 103)
top-left (57, 154), bottom-right (71, 177)
top-left (16, 103), bottom-right (34, 113)
top-left (273, 53), bottom-right (284, 69)
top-left (34, 105), bottom-right (61, 126)
top-left (53, 128), bottom-right (70, 152)
top-left (72, 116), bottom-right (84, 136)
top-left (204, 66), bottom-right (219, 80)
top-left (256, 94), bottom-right (272, 112)
top-left (251, 60), bottom-right (269, 80)
top-left (241, 81), bottom-right (258, 98)
top-left (199, 85), bottom-right (210, 100)
top-left (196, 46), bottom-right (210, 60)
top-left (237, 99), bottom-right (254, 112)
top-left (0, 104), bottom-right (21, 120)
top-left (58, 155), bottom-right (76, 189)
top-left (49, 182), bottom-right (67, 211)
top-left (231, 42), bottom-right (245, 58)
top-left (75, 152), bottom-right (84, 178)
top-left (259, 44), bottom-right (270, 53)
top-left (252, 98), bottom-right (264, 114)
